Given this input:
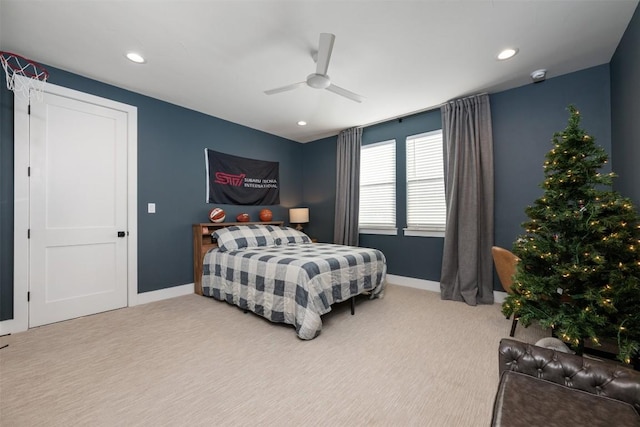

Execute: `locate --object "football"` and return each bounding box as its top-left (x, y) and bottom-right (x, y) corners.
top-left (208, 208), bottom-right (226, 223)
top-left (259, 209), bottom-right (273, 222)
top-left (236, 213), bottom-right (250, 222)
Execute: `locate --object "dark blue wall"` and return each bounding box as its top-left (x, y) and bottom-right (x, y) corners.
top-left (492, 65), bottom-right (612, 259)
top-left (1, 43), bottom-right (630, 321)
top-left (611, 3), bottom-right (640, 205)
top-left (301, 135), bottom-right (337, 244)
top-left (0, 66), bottom-right (302, 320)
top-left (302, 64), bottom-right (612, 290)
top-left (359, 111), bottom-right (444, 280)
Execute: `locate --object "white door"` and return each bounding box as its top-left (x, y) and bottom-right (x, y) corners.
top-left (28, 92), bottom-right (129, 327)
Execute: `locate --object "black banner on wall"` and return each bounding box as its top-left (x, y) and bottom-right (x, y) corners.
top-left (205, 149), bottom-right (280, 205)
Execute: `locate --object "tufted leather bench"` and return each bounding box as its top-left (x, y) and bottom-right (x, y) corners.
top-left (491, 338), bottom-right (640, 427)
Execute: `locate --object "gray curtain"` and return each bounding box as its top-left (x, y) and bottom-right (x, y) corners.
top-left (333, 127), bottom-right (362, 246)
top-left (440, 94), bottom-right (494, 305)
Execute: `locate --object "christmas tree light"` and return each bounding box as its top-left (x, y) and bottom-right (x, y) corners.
top-left (502, 106), bottom-right (640, 364)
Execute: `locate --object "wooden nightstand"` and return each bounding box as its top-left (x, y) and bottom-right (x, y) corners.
top-left (192, 221), bottom-right (283, 295)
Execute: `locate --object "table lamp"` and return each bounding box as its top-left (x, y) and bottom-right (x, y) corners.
top-left (289, 207), bottom-right (309, 231)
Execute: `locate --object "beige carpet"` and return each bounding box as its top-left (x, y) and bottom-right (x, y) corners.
top-left (0, 283), bottom-right (549, 426)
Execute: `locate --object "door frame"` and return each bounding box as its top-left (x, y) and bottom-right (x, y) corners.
top-left (2, 77), bottom-right (138, 334)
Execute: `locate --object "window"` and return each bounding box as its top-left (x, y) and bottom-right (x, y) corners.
top-left (359, 140), bottom-right (396, 234)
top-left (405, 130), bottom-right (446, 236)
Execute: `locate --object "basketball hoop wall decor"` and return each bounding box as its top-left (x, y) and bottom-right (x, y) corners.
top-left (0, 51), bottom-right (49, 101)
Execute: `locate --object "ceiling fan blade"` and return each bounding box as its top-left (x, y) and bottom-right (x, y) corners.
top-left (315, 33), bottom-right (335, 76)
top-left (264, 82), bottom-right (306, 95)
top-left (326, 84), bottom-right (364, 103)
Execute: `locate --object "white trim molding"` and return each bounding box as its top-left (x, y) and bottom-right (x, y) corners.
top-left (493, 290), bottom-right (508, 304)
top-left (2, 91), bottom-right (30, 335)
top-left (135, 283), bottom-right (195, 305)
top-left (1, 78), bottom-right (138, 335)
top-left (403, 228), bottom-right (445, 238)
top-left (386, 274), bottom-right (441, 292)
top-left (359, 228), bottom-right (398, 236)
top-left (386, 274), bottom-right (509, 305)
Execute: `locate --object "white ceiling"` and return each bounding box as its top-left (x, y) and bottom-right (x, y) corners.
top-left (1, 0), bottom-right (638, 143)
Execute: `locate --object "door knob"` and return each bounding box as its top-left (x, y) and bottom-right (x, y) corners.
top-left (117, 231), bottom-right (126, 238)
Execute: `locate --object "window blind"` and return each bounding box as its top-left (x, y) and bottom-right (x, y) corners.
top-left (359, 140), bottom-right (396, 228)
top-left (406, 130), bottom-right (446, 230)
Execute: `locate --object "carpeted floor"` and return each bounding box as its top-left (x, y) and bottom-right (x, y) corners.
top-left (0, 282), bottom-right (549, 426)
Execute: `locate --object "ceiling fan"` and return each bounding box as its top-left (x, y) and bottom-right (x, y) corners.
top-left (264, 33), bottom-right (364, 103)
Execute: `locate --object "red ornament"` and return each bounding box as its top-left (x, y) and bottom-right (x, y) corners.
top-left (209, 208), bottom-right (226, 223)
top-left (259, 209), bottom-right (273, 222)
top-left (236, 213), bottom-right (250, 222)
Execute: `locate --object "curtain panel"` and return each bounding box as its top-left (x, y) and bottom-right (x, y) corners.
top-left (333, 127), bottom-right (362, 246)
top-left (440, 94), bottom-right (494, 305)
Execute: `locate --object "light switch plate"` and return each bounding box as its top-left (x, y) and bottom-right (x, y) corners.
top-left (148, 203), bottom-right (156, 214)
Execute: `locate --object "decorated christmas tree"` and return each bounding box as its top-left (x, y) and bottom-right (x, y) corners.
top-left (502, 106), bottom-right (640, 364)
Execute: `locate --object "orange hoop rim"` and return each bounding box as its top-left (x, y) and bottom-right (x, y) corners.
top-left (0, 50), bottom-right (49, 80)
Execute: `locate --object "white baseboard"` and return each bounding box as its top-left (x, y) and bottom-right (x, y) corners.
top-left (0, 317), bottom-right (26, 336)
top-left (386, 274), bottom-right (441, 292)
top-left (493, 290), bottom-right (508, 304)
top-left (386, 274), bottom-right (508, 304)
top-left (2, 277), bottom-right (505, 333)
top-left (134, 283), bottom-right (195, 305)
top-left (0, 283), bottom-right (196, 334)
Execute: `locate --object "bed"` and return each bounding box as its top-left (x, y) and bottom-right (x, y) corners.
top-left (200, 224), bottom-right (386, 339)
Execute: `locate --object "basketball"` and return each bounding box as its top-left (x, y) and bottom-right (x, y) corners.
top-left (209, 208), bottom-right (226, 223)
top-left (236, 213), bottom-right (250, 222)
top-left (259, 209), bottom-right (273, 222)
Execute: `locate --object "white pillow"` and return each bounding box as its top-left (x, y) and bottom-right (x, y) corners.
top-left (266, 225), bottom-right (311, 245)
top-left (212, 225), bottom-right (275, 252)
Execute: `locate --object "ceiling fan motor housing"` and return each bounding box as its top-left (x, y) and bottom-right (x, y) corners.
top-left (307, 73), bottom-right (331, 89)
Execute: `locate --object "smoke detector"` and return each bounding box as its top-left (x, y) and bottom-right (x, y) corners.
top-left (531, 69), bottom-right (547, 83)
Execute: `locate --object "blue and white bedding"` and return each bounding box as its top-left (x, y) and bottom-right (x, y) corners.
top-left (202, 239), bottom-right (386, 340)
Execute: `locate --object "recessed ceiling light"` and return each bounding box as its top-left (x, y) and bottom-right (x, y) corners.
top-left (297, 121), bottom-right (307, 126)
top-left (126, 52), bottom-right (146, 64)
top-left (497, 48), bottom-right (518, 60)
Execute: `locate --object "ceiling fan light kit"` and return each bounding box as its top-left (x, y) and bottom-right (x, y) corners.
top-left (264, 33), bottom-right (364, 103)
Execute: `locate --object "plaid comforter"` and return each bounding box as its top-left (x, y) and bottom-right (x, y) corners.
top-left (202, 243), bottom-right (387, 339)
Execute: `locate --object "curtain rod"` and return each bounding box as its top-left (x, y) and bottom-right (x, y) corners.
top-left (357, 92), bottom-right (488, 129)
top-left (439, 92), bottom-right (489, 106)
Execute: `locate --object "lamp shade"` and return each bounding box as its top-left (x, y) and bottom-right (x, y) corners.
top-left (289, 207), bottom-right (309, 224)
